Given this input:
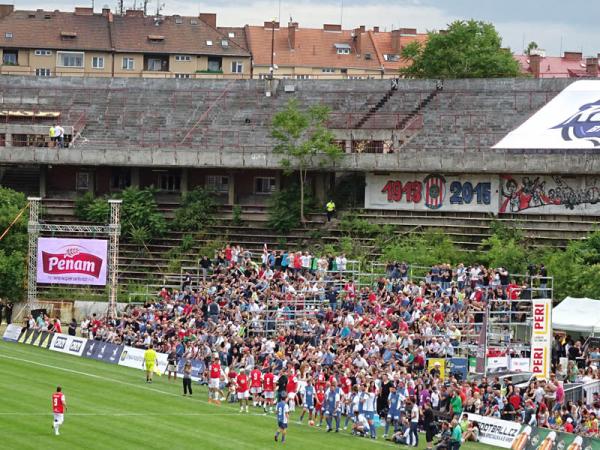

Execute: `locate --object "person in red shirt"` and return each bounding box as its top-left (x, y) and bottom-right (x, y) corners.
top-left (52, 386), bottom-right (67, 436)
top-left (286, 369), bottom-right (298, 412)
top-left (236, 369), bottom-right (250, 413)
top-left (208, 354), bottom-right (222, 405)
top-left (263, 369), bottom-right (276, 413)
top-left (315, 387), bottom-right (326, 427)
top-left (52, 319), bottom-right (62, 334)
top-left (250, 368), bottom-right (263, 407)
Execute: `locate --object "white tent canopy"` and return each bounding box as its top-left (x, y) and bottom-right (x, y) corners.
top-left (553, 297), bottom-right (600, 333)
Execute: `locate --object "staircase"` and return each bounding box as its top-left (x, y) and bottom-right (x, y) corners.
top-left (354, 88), bottom-right (397, 129)
top-left (397, 86), bottom-right (441, 130)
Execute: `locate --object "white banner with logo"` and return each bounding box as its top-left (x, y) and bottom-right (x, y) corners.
top-left (365, 173), bottom-right (499, 212)
top-left (2, 324), bottom-right (23, 342)
top-left (467, 413), bottom-right (522, 448)
top-left (117, 346), bottom-right (169, 374)
top-left (495, 80), bottom-right (600, 149)
top-left (487, 356), bottom-right (509, 371)
top-left (531, 298), bottom-right (553, 379)
top-left (509, 357), bottom-right (531, 372)
top-left (49, 333), bottom-right (88, 357)
top-left (37, 237), bottom-right (108, 286)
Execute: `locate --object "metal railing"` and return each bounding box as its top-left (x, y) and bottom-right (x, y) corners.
top-left (563, 380), bottom-right (600, 404)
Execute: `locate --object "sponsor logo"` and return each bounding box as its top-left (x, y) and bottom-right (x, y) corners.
top-left (120, 350), bottom-right (128, 361)
top-left (53, 336), bottom-right (67, 349)
top-left (552, 99), bottom-right (600, 146)
top-left (41, 247), bottom-right (103, 278)
top-left (69, 340), bottom-right (84, 353)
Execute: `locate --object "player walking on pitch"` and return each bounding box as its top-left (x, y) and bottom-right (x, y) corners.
top-left (143, 344), bottom-right (158, 383)
top-left (274, 394), bottom-right (289, 443)
top-left (52, 386), bottom-right (67, 436)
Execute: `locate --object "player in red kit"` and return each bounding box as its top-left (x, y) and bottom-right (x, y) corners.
top-left (52, 386), bottom-right (67, 436)
top-left (286, 369), bottom-right (298, 412)
top-left (315, 387), bottom-right (326, 427)
top-left (236, 369), bottom-right (250, 413)
top-left (250, 368), bottom-right (263, 407)
top-left (263, 369), bottom-right (276, 413)
top-left (208, 353), bottom-right (223, 405)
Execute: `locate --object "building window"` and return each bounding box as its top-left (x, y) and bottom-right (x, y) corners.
top-left (254, 177), bottom-right (276, 194)
top-left (383, 54), bottom-right (400, 62)
top-left (175, 55), bottom-right (191, 62)
top-left (231, 61), bottom-right (243, 73)
top-left (76, 172), bottom-right (91, 191)
top-left (35, 68), bottom-right (51, 77)
top-left (122, 57), bottom-right (134, 70)
top-left (2, 50), bottom-right (17, 65)
top-left (206, 40), bottom-right (213, 46)
top-left (57, 51), bottom-right (84, 68)
top-left (296, 74), bottom-right (311, 79)
top-left (175, 73), bottom-right (190, 79)
top-left (221, 39), bottom-right (228, 47)
top-left (110, 171), bottom-right (131, 191)
top-left (336, 48), bottom-right (350, 55)
top-left (4, 32), bottom-right (12, 39)
top-left (92, 56), bottom-right (104, 69)
top-left (321, 68), bottom-right (335, 73)
top-left (206, 175), bottom-right (229, 193)
top-left (158, 174), bottom-right (181, 192)
top-left (207, 56), bottom-right (222, 72)
top-left (34, 49), bottom-right (52, 56)
top-left (228, 32), bottom-right (235, 38)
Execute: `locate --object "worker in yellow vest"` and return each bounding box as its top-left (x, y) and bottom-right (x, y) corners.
top-left (326, 200), bottom-right (336, 222)
top-left (48, 125), bottom-right (56, 147)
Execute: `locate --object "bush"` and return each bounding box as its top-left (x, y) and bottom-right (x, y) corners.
top-left (0, 186), bottom-right (28, 301)
top-left (479, 234), bottom-right (527, 274)
top-left (231, 205), bottom-right (243, 226)
top-left (0, 250), bottom-right (25, 301)
top-left (268, 185), bottom-right (313, 233)
top-left (74, 187), bottom-right (166, 240)
top-left (174, 187), bottom-right (217, 231)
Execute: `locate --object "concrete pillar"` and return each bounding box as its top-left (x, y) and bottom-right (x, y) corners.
top-left (39, 165), bottom-right (47, 198)
top-left (227, 171), bottom-right (235, 205)
top-left (5, 133), bottom-right (12, 146)
top-left (314, 172), bottom-right (327, 204)
top-left (180, 168), bottom-right (188, 194)
top-left (130, 167), bottom-right (140, 188)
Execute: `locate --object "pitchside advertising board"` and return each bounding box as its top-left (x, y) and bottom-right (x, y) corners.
top-left (365, 173), bottom-right (500, 213)
top-left (118, 346), bottom-right (169, 373)
top-left (3, 324), bottom-right (23, 342)
top-left (530, 298), bottom-right (553, 380)
top-left (82, 340), bottom-right (124, 364)
top-left (511, 425), bottom-right (600, 450)
top-left (49, 333), bottom-right (88, 357)
top-left (37, 237), bottom-right (108, 286)
top-left (467, 413), bottom-right (521, 448)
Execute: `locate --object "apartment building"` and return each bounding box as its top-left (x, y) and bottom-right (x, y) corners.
top-left (0, 5), bottom-right (251, 78)
top-left (245, 21), bottom-right (427, 79)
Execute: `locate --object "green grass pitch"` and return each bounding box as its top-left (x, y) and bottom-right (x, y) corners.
top-left (0, 340), bottom-right (496, 450)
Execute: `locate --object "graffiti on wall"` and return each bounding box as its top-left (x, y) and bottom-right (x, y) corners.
top-left (366, 173), bottom-right (499, 213)
top-left (500, 175), bottom-right (600, 213)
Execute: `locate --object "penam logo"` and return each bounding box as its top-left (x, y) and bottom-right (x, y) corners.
top-left (552, 99), bottom-right (600, 146)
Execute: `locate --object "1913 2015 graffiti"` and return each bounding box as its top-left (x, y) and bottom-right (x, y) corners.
top-left (500, 175), bottom-right (600, 214)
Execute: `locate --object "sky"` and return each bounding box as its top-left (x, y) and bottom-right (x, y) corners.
top-left (10, 0), bottom-right (599, 56)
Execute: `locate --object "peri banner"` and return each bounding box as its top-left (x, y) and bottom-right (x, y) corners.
top-left (365, 173), bottom-right (499, 212)
top-left (37, 237), bottom-right (108, 286)
top-left (466, 413), bottom-right (521, 448)
top-left (511, 425), bottom-right (600, 450)
top-left (118, 346), bottom-right (169, 374)
top-left (531, 298), bottom-right (553, 380)
top-left (495, 80), bottom-right (600, 149)
top-left (82, 340), bottom-right (124, 365)
top-left (499, 174), bottom-right (600, 215)
top-left (49, 333), bottom-right (88, 356)
top-left (2, 324), bottom-right (22, 342)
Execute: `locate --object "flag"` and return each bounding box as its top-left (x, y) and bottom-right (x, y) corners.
top-left (424, 174), bottom-right (446, 210)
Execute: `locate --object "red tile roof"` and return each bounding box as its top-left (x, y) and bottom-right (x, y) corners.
top-left (369, 31), bottom-right (428, 72)
top-left (515, 54), bottom-right (599, 78)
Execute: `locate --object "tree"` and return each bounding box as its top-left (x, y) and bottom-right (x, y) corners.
top-left (0, 186), bottom-right (28, 301)
top-left (271, 99), bottom-right (343, 223)
top-left (525, 41), bottom-right (539, 56)
top-left (174, 187), bottom-right (217, 231)
top-left (400, 20), bottom-right (521, 79)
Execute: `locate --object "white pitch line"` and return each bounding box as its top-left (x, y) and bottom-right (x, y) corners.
top-left (0, 412), bottom-right (243, 417)
top-left (0, 347), bottom-right (399, 448)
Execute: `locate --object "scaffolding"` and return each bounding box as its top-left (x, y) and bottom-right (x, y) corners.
top-left (26, 197), bottom-right (122, 318)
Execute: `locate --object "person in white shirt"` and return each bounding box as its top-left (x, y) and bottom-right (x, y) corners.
top-left (409, 399), bottom-right (420, 447)
top-left (352, 412), bottom-right (370, 436)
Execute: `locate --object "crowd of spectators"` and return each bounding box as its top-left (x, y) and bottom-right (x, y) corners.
top-left (18, 248), bottom-right (600, 441)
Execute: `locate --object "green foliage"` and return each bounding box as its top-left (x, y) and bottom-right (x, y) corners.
top-left (231, 205), bottom-right (243, 226)
top-left (271, 98), bottom-right (343, 222)
top-left (174, 187), bottom-right (217, 232)
top-left (339, 214), bottom-right (393, 237)
top-left (0, 186), bottom-right (28, 301)
top-left (489, 219), bottom-right (524, 243)
top-left (400, 20), bottom-right (521, 79)
top-left (479, 234), bottom-right (527, 274)
top-left (129, 226), bottom-right (150, 249)
top-left (267, 185), bottom-right (308, 233)
top-left (0, 250), bottom-right (26, 301)
top-left (525, 41), bottom-right (539, 55)
top-left (74, 187), bottom-right (166, 240)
